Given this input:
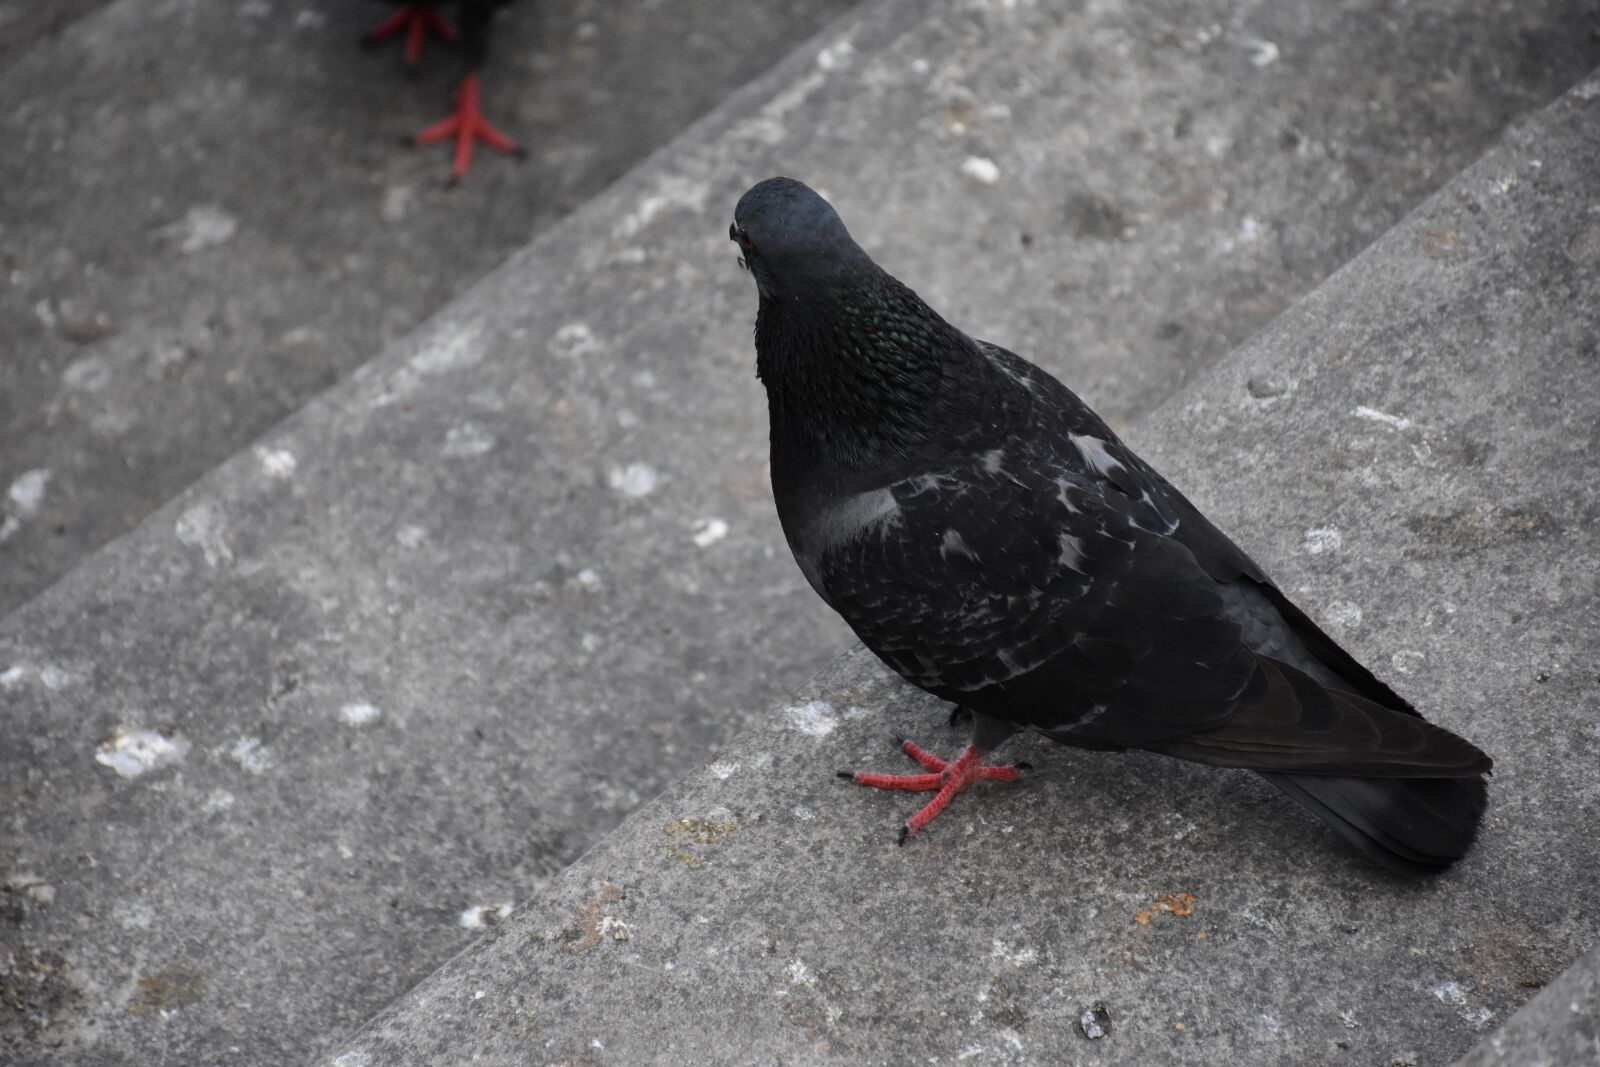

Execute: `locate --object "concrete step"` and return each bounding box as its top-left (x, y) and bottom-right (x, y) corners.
top-left (4, 0), bottom-right (1596, 1063)
top-left (1450, 942), bottom-right (1599, 1067)
top-left (327, 70), bottom-right (1600, 1066)
top-left (0, 0), bottom-right (863, 616)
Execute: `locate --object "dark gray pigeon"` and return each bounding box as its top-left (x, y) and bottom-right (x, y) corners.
top-left (731, 176), bottom-right (1491, 874)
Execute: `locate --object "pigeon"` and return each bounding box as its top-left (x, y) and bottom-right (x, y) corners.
top-left (730, 176), bottom-right (1491, 874)
top-left (363, 1), bottom-right (524, 182)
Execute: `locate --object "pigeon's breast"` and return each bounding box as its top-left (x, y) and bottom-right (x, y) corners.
top-left (787, 486), bottom-right (903, 597)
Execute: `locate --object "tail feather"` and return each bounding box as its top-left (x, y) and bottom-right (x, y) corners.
top-left (1260, 771), bottom-right (1489, 875)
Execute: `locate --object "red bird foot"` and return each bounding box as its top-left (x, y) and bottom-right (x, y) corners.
top-left (838, 739), bottom-right (1029, 844)
top-left (414, 74), bottom-right (521, 183)
top-left (364, 4), bottom-right (457, 68)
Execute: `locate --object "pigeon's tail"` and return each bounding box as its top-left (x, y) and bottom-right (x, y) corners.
top-left (1257, 771), bottom-right (1488, 876)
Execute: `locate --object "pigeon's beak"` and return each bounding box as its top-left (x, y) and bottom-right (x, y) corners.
top-left (730, 223), bottom-right (751, 272)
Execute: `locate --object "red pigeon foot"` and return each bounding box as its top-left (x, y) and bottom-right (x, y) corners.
top-left (414, 74), bottom-right (521, 183)
top-left (364, 4), bottom-right (457, 68)
top-left (838, 739), bottom-right (1028, 844)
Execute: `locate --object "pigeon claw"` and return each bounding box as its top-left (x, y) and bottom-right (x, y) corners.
top-left (414, 74), bottom-right (520, 184)
top-left (363, 3), bottom-right (458, 68)
top-left (841, 740), bottom-right (1026, 843)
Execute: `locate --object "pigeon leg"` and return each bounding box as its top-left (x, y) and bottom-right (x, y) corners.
top-left (413, 73), bottom-right (522, 184)
top-left (363, 4), bottom-right (458, 68)
top-left (838, 738), bottom-right (1026, 844)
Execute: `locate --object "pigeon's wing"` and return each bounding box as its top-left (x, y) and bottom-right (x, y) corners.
top-left (979, 341), bottom-right (1415, 714)
top-left (808, 445), bottom-right (1258, 746)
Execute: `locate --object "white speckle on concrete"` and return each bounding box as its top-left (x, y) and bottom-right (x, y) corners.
top-left (845, 705), bottom-right (872, 719)
top-left (793, 805), bottom-right (815, 821)
top-left (5, 876), bottom-right (54, 906)
top-left (442, 423), bottom-right (496, 458)
top-left (1572, 78), bottom-right (1600, 101)
top-left (175, 501), bottom-right (234, 568)
top-left (163, 205), bottom-right (238, 253)
top-left (0, 665), bottom-right (27, 688)
top-left (0, 515), bottom-right (19, 544)
top-left (575, 567), bottom-right (600, 588)
top-left (608, 462), bottom-right (659, 498)
top-left (459, 902), bottom-right (514, 929)
top-left (1205, 134), bottom-right (1228, 158)
top-left (203, 789), bottom-right (236, 814)
top-left (612, 246), bottom-right (648, 265)
top-left (691, 518), bottom-right (729, 548)
top-left (62, 354), bottom-right (111, 392)
top-left (1432, 979), bottom-right (1468, 1006)
top-left (1391, 650), bottom-right (1425, 675)
top-left (597, 916), bottom-right (632, 941)
top-left (411, 322), bottom-right (486, 375)
top-left (293, 8), bottom-right (326, 29)
top-left (380, 185), bottom-right (415, 223)
top-left (786, 700), bottom-right (838, 737)
top-left (816, 39), bottom-right (854, 71)
top-left (961, 156), bottom-right (1001, 184)
top-left (784, 959), bottom-right (816, 986)
top-left (1239, 215), bottom-right (1261, 241)
top-left (1352, 405), bottom-right (1413, 431)
top-left (612, 175), bottom-right (712, 238)
top-left (708, 761), bottom-right (739, 780)
top-left (1244, 38), bottom-right (1280, 67)
top-left (229, 736), bottom-right (273, 775)
top-left (1303, 527), bottom-right (1342, 554)
top-left (332, 1052), bottom-right (374, 1067)
top-left (38, 665), bottom-right (73, 690)
top-left (7, 468), bottom-right (50, 514)
top-left (396, 525), bottom-right (428, 549)
top-left (340, 703), bottom-right (382, 727)
top-left (989, 941), bottom-right (1037, 967)
top-left (115, 901), bottom-right (157, 929)
top-left (1323, 600), bottom-right (1363, 631)
top-left (548, 321), bottom-right (603, 360)
top-left (581, 632), bottom-right (601, 653)
top-left (910, 57), bottom-right (930, 74)
top-left (95, 727), bottom-right (191, 778)
top-left (1338, 1009), bottom-right (1360, 1029)
top-left (255, 446), bottom-right (297, 479)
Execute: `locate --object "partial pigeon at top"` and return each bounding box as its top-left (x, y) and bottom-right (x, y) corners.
top-left (363, 1), bottom-right (524, 182)
top-left (731, 176), bottom-right (1491, 875)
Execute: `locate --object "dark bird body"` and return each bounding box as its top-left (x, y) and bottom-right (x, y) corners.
top-left (732, 177), bottom-right (1491, 874)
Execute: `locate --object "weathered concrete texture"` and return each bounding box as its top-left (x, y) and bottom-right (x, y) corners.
top-left (0, 0), bottom-right (112, 68)
top-left (1452, 943), bottom-right (1600, 1067)
top-left (329, 75), bottom-right (1600, 1065)
top-left (0, 0), bottom-right (863, 616)
top-left (3, 1), bottom-right (1596, 1063)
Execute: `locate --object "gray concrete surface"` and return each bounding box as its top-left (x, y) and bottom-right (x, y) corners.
top-left (0, 0), bottom-right (113, 68)
top-left (0, 0), bottom-right (863, 616)
top-left (329, 73), bottom-right (1600, 1065)
top-left (4, 0), bottom-right (1597, 1063)
top-left (1451, 943), bottom-right (1600, 1067)
top-left (3, 1), bottom-right (1596, 620)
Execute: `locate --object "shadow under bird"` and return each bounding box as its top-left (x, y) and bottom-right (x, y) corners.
top-left (731, 176), bottom-right (1491, 875)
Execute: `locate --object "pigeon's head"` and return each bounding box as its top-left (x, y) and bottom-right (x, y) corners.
top-left (731, 177), bottom-right (871, 299)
